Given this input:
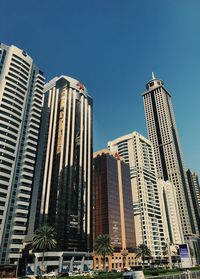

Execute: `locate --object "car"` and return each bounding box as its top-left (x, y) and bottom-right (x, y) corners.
top-left (42, 271), bottom-right (58, 277)
top-left (123, 270), bottom-right (145, 279)
top-left (124, 267), bottom-right (131, 272)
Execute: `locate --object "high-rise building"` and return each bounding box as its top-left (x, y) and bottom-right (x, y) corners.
top-left (186, 169), bottom-right (200, 234)
top-left (93, 149), bottom-right (136, 270)
top-left (0, 44), bottom-right (44, 264)
top-left (158, 179), bottom-right (184, 245)
top-left (142, 73), bottom-right (198, 236)
top-left (27, 76), bottom-right (93, 252)
top-left (108, 132), bottom-right (166, 259)
top-left (93, 149), bottom-right (136, 251)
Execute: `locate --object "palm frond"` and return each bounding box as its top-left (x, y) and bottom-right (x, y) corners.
top-left (32, 224), bottom-right (57, 252)
top-left (135, 243), bottom-right (152, 259)
top-left (94, 234), bottom-right (114, 256)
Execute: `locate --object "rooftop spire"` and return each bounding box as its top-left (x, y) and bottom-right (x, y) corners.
top-left (152, 72), bottom-right (156, 79)
top-left (146, 73), bottom-right (164, 90)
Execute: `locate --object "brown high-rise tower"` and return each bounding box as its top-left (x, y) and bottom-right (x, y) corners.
top-left (93, 149), bottom-right (135, 251)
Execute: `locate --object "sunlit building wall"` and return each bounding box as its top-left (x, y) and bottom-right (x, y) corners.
top-left (158, 179), bottom-right (184, 245)
top-left (142, 73), bottom-right (198, 237)
top-left (108, 132), bottom-right (165, 258)
top-left (0, 44), bottom-right (44, 264)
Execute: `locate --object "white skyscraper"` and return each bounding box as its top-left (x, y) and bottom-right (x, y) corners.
top-left (0, 44), bottom-right (44, 264)
top-left (108, 132), bottom-right (166, 259)
top-left (158, 179), bottom-right (184, 245)
top-left (142, 73), bottom-right (198, 237)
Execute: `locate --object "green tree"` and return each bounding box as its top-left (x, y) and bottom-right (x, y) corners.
top-left (135, 243), bottom-right (152, 268)
top-left (32, 224), bottom-right (57, 274)
top-left (93, 234), bottom-right (114, 271)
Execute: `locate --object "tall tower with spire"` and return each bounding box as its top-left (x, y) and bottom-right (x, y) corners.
top-left (142, 73), bottom-right (199, 237)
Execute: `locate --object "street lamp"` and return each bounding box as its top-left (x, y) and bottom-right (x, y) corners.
top-left (16, 249), bottom-right (22, 277)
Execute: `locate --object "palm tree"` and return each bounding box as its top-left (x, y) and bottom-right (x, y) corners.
top-left (135, 243), bottom-right (151, 268)
top-left (32, 224), bottom-right (57, 274)
top-left (93, 234), bottom-right (114, 271)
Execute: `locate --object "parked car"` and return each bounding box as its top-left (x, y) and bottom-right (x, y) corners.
top-left (123, 270), bottom-right (144, 279)
top-left (42, 270), bottom-right (58, 277)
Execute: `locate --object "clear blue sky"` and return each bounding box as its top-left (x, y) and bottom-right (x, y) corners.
top-left (1, 0), bottom-right (200, 175)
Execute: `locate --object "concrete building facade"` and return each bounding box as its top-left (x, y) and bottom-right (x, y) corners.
top-left (0, 44), bottom-right (44, 264)
top-left (142, 73), bottom-right (198, 237)
top-left (158, 179), bottom-right (184, 245)
top-left (186, 170), bottom-right (200, 235)
top-left (108, 132), bottom-right (165, 259)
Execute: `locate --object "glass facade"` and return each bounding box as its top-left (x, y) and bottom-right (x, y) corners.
top-left (27, 76), bottom-right (93, 252)
top-left (93, 151), bottom-right (136, 251)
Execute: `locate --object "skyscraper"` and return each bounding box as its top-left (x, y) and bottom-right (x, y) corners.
top-left (108, 132), bottom-right (166, 259)
top-left (0, 44), bottom-right (44, 264)
top-left (142, 73), bottom-right (198, 236)
top-left (158, 179), bottom-right (184, 245)
top-left (27, 75), bottom-right (93, 252)
top-left (93, 149), bottom-right (136, 251)
top-left (93, 149), bottom-right (136, 270)
top-left (186, 169), bottom-right (200, 234)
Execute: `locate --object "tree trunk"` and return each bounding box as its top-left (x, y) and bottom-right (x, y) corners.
top-left (103, 255), bottom-right (106, 271)
top-left (42, 250), bottom-right (45, 274)
top-left (142, 255), bottom-right (145, 270)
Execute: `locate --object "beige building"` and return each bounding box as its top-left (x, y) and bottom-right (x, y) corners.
top-left (142, 73), bottom-right (198, 237)
top-left (108, 132), bottom-right (166, 260)
top-left (93, 252), bottom-right (137, 271)
top-left (158, 179), bottom-right (184, 245)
